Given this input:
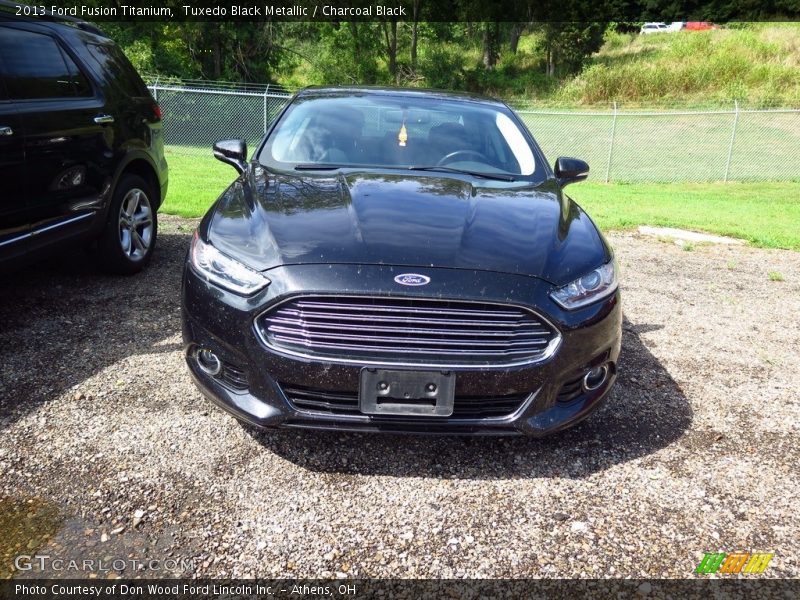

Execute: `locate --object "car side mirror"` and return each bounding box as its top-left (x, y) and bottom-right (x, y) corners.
top-left (213, 139), bottom-right (247, 174)
top-left (554, 157), bottom-right (589, 187)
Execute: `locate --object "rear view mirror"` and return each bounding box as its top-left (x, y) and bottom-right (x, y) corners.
top-left (383, 110), bottom-right (403, 124)
top-left (554, 157), bottom-right (589, 187)
top-left (407, 109), bottom-right (431, 124)
top-left (213, 139), bottom-right (247, 174)
top-left (383, 109), bottom-right (431, 125)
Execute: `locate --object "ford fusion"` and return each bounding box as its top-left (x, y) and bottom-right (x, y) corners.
top-left (181, 87), bottom-right (621, 436)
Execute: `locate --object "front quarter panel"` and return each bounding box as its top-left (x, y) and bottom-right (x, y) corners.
top-left (205, 167), bottom-right (282, 271)
top-left (537, 185), bottom-right (613, 286)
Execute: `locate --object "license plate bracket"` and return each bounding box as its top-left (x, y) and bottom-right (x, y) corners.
top-left (359, 368), bottom-right (455, 417)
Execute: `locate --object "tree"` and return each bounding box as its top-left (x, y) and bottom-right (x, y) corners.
top-left (508, 23), bottom-right (525, 54)
top-left (381, 19), bottom-right (399, 80)
top-left (538, 22), bottom-right (607, 77)
top-left (410, 0), bottom-right (422, 70)
top-left (482, 21), bottom-right (500, 69)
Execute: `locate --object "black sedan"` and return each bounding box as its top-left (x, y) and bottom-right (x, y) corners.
top-left (181, 87), bottom-right (621, 436)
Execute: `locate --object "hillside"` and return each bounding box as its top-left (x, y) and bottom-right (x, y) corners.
top-left (119, 21), bottom-right (800, 108)
top-left (552, 24), bottom-right (800, 107)
top-left (277, 24), bottom-right (800, 107)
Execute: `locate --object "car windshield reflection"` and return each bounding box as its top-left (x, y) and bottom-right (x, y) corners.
top-left (261, 94), bottom-right (538, 178)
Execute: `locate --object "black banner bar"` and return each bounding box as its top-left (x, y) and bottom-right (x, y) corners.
top-left (2, 0), bottom-right (799, 23)
top-left (2, 579), bottom-right (800, 600)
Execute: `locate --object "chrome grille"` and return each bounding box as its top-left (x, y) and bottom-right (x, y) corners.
top-left (256, 296), bottom-right (560, 366)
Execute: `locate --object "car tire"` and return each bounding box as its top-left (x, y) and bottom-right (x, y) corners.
top-left (97, 174), bottom-right (158, 274)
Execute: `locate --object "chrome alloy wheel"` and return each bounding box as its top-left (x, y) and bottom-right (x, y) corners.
top-left (118, 188), bottom-right (153, 261)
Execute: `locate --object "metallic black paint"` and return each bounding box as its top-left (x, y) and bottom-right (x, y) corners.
top-left (209, 167), bottom-right (611, 286)
top-left (183, 260), bottom-right (621, 435)
top-left (182, 263), bottom-right (621, 436)
top-left (182, 88), bottom-right (621, 436)
top-left (0, 16), bottom-right (167, 267)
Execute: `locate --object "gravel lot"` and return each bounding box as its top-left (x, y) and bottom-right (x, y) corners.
top-left (1, 215), bottom-right (798, 581)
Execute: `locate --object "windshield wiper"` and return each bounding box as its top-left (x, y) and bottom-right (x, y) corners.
top-left (294, 163), bottom-right (345, 170)
top-left (407, 165), bottom-right (515, 181)
top-left (293, 163), bottom-right (516, 181)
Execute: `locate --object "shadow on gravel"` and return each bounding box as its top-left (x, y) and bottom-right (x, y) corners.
top-left (251, 318), bottom-right (693, 480)
top-left (0, 230), bottom-right (191, 429)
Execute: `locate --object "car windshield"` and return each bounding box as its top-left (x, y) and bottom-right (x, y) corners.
top-left (259, 94), bottom-right (538, 178)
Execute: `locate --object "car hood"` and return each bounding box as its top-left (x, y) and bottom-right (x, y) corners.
top-left (207, 167), bottom-right (610, 286)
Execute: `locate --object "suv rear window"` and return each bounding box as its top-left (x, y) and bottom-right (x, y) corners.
top-left (84, 42), bottom-right (148, 97)
top-left (0, 27), bottom-right (92, 100)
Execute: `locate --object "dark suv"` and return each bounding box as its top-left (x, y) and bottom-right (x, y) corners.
top-left (0, 4), bottom-right (167, 273)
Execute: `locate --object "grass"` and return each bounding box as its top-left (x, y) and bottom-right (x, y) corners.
top-left (162, 150), bottom-right (800, 251)
top-left (161, 148), bottom-right (234, 217)
top-left (575, 181), bottom-right (800, 250)
top-left (768, 271), bottom-right (785, 281)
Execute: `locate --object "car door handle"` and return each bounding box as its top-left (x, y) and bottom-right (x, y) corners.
top-left (93, 114), bottom-right (115, 124)
top-left (0, 126), bottom-right (13, 136)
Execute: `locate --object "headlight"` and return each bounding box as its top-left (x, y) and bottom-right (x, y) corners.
top-left (190, 232), bottom-right (270, 295)
top-left (550, 260), bottom-right (618, 310)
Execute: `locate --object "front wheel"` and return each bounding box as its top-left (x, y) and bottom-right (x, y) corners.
top-left (98, 174), bottom-right (157, 274)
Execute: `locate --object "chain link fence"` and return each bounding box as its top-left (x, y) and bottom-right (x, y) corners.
top-left (150, 82), bottom-right (289, 154)
top-left (148, 81), bottom-right (800, 183)
top-left (516, 103), bottom-right (800, 182)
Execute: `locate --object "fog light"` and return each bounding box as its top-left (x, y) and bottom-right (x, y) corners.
top-left (582, 364), bottom-right (608, 392)
top-left (196, 348), bottom-right (222, 376)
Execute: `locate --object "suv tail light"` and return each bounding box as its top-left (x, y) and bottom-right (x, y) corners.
top-left (151, 103), bottom-right (162, 121)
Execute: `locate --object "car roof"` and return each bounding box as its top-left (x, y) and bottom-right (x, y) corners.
top-left (295, 86), bottom-right (507, 107)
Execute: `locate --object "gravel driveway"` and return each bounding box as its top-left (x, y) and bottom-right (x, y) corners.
top-left (1, 215), bottom-right (798, 580)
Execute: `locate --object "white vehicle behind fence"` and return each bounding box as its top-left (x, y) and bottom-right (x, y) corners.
top-left (640, 22), bottom-right (685, 34)
top-left (640, 22), bottom-right (668, 34)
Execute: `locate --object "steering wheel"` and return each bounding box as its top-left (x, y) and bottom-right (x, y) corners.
top-left (436, 150), bottom-right (490, 166)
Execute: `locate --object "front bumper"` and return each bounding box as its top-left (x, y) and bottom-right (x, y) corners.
top-left (182, 263), bottom-right (621, 436)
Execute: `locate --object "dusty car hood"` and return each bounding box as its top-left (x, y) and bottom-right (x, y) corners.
top-left (207, 167), bottom-right (610, 286)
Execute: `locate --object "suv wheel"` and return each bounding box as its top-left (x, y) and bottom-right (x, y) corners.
top-left (98, 174), bottom-right (157, 274)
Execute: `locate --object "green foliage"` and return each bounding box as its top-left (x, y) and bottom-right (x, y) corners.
top-left (558, 25), bottom-right (800, 106)
top-left (538, 22), bottom-right (607, 76)
top-left (463, 49), bottom-right (557, 98)
top-left (602, 30), bottom-right (637, 51)
top-left (103, 16), bottom-right (800, 106)
top-left (120, 39), bottom-right (155, 74)
top-left (416, 44), bottom-right (468, 90)
top-left (264, 23), bottom-right (390, 86)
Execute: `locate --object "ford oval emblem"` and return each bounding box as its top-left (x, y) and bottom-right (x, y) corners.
top-left (394, 273), bottom-right (431, 286)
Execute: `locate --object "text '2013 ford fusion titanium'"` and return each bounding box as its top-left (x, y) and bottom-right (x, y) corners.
top-left (181, 87), bottom-right (621, 436)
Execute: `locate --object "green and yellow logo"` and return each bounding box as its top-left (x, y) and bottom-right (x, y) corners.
top-left (696, 552), bottom-right (774, 574)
